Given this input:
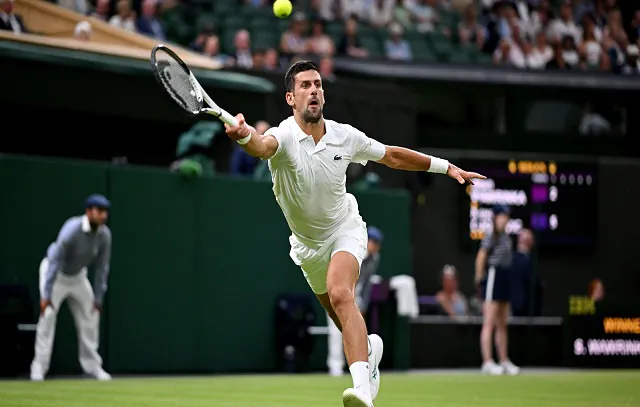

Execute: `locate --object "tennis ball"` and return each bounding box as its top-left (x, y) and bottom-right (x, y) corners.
top-left (273, 0), bottom-right (292, 18)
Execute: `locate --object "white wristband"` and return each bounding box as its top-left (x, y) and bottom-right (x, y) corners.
top-left (427, 156), bottom-right (449, 174)
top-left (236, 134), bottom-right (252, 145)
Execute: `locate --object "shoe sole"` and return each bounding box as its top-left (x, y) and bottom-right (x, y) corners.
top-left (343, 391), bottom-right (370, 407)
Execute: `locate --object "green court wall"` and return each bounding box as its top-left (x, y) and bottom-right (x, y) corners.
top-left (0, 155), bottom-right (411, 374)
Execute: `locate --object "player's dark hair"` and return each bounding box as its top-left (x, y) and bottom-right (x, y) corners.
top-left (285, 60), bottom-right (319, 93)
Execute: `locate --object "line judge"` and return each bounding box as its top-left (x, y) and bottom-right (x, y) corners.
top-left (30, 194), bottom-right (112, 381)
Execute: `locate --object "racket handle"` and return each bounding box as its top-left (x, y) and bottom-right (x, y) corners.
top-left (218, 109), bottom-right (238, 127)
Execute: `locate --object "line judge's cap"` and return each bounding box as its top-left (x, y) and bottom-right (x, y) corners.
top-left (367, 226), bottom-right (384, 243)
top-left (85, 194), bottom-right (111, 209)
top-left (492, 204), bottom-right (510, 216)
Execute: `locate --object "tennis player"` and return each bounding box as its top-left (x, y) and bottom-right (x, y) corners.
top-left (224, 60), bottom-right (485, 407)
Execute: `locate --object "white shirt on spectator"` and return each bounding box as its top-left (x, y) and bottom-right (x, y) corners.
top-left (547, 18), bottom-right (581, 44)
top-left (385, 39), bottom-right (413, 61)
top-left (365, 0), bottom-right (394, 27)
top-left (584, 41), bottom-right (602, 66)
top-left (0, 12), bottom-right (22, 34)
top-left (527, 46), bottom-right (552, 69)
top-left (408, 2), bottom-right (438, 33)
top-left (341, 0), bottom-right (365, 19)
top-left (494, 42), bottom-right (526, 68)
top-left (109, 16), bottom-right (136, 32)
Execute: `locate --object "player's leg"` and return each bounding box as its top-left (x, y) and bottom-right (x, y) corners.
top-left (480, 301), bottom-right (503, 375)
top-left (67, 269), bottom-right (110, 380)
top-left (496, 302), bottom-right (519, 375)
top-left (31, 258), bottom-right (68, 381)
top-left (326, 251), bottom-right (373, 406)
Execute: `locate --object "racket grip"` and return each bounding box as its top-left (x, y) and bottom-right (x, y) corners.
top-left (218, 109), bottom-right (238, 127)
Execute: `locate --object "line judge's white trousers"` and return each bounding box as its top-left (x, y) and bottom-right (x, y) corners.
top-left (31, 258), bottom-right (103, 375)
top-left (327, 313), bottom-right (345, 374)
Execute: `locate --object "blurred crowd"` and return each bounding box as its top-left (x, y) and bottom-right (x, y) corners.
top-left (2, 0), bottom-right (638, 75)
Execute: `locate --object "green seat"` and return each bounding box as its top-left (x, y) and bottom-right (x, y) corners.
top-left (326, 22), bottom-right (344, 42)
top-left (195, 13), bottom-right (217, 32)
top-left (360, 35), bottom-right (382, 58)
top-left (252, 32), bottom-right (279, 50)
top-left (249, 18), bottom-right (273, 34)
top-left (427, 31), bottom-right (453, 61)
top-left (448, 50), bottom-right (472, 64)
top-left (408, 38), bottom-right (437, 62)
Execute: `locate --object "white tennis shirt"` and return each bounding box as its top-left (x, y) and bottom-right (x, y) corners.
top-left (266, 116), bottom-right (386, 249)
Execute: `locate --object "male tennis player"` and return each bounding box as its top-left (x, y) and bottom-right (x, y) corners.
top-left (30, 194), bottom-right (112, 381)
top-left (224, 60), bottom-right (485, 407)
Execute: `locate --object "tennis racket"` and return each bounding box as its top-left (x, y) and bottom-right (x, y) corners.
top-left (150, 44), bottom-right (238, 126)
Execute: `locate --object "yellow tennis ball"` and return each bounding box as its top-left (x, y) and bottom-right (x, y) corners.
top-left (273, 0), bottom-right (292, 18)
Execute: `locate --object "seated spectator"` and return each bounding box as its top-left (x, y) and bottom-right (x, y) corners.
top-left (190, 21), bottom-right (217, 52)
top-left (393, 0), bottom-right (413, 30)
top-left (621, 44), bottom-right (640, 74)
top-left (318, 56), bottom-right (336, 81)
top-left (229, 120), bottom-right (270, 176)
top-left (90, 0), bottom-right (110, 22)
top-left (546, 43), bottom-right (571, 70)
top-left (337, 15), bottom-right (368, 58)
top-left (307, 19), bottom-right (335, 57)
top-left (137, 0), bottom-right (166, 40)
top-left (109, 0), bottom-right (137, 32)
top-left (458, 4), bottom-right (486, 49)
top-left (234, 30), bottom-right (254, 69)
top-left (263, 47), bottom-right (281, 71)
top-left (365, 0), bottom-right (394, 29)
top-left (252, 49), bottom-right (266, 70)
top-left (435, 265), bottom-right (468, 319)
top-left (281, 12), bottom-right (308, 59)
top-left (546, 1), bottom-right (581, 46)
top-left (528, 31), bottom-right (553, 68)
top-left (57, 0), bottom-right (89, 15)
top-left (560, 34), bottom-right (580, 66)
top-left (0, 0), bottom-right (29, 34)
top-left (493, 37), bottom-right (526, 68)
top-left (385, 22), bottom-right (413, 61)
top-left (202, 35), bottom-right (234, 67)
top-left (73, 20), bottom-right (92, 41)
top-left (341, 0), bottom-right (365, 21)
top-left (409, 0), bottom-right (440, 34)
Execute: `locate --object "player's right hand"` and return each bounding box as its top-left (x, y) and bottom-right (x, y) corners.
top-left (40, 299), bottom-right (51, 315)
top-left (224, 113), bottom-right (253, 141)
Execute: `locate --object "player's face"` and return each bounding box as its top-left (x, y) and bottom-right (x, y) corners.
top-left (288, 70), bottom-right (324, 123)
top-left (86, 207), bottom-right (109, 227)
top-left (494, 213), bottom-right (509, 233)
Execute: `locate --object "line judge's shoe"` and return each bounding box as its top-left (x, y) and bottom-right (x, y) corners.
top-left (481, 360), bottom-right (504, 375)
top-left (368, 334), bottom-right (383, 400)
top-left (30, 364), bottom-right (45, 381)
top-left (500, 360), bottom-right (520, 376)
top-left (343, 388), bottom-right (373, 407)
top-left (91, 368), bottom-right (112, 381)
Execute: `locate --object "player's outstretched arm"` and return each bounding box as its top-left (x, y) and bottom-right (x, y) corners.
top-left (224, 113), bottom-right (279, 159)
top-left (378, 146), bottom-right (487, 185)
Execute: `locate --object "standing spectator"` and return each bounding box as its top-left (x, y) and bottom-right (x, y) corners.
top-left (337, 15), bottom-right (368, 57)
top-left (458, 4), bottom-right (486, 50)
top-left (435, 265), bottom-right (468, 319)
top-left (30, 195), bottom-right (113, 382)
top-left (307, 19), bottom-right (335, 57)
top-left (0, 0), bottom-right (28, 34)
top-left (385, 22), bottom-right (413, 61)
top-left (109, 0), bottom-right (137, 32)
top-left (281, 12), bottom-right (309, 59)
top-left (234, 30), bottom-right (254, 69)
top-left (137, 0), bottom-right (166, 40)
top-left (365, 0), bottom-right (394, 28)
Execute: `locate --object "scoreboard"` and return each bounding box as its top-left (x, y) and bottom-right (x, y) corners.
top-left (458, 158), bottom-right (598, 246)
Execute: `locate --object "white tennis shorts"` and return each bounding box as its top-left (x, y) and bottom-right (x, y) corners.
top-left (289, 194), bottom-right (368, 295)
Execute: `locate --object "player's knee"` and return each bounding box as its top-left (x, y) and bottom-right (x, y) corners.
top-left (328, 285), bottom-right (354, 310)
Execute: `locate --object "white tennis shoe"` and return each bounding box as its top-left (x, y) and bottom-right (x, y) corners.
top-left (368, 334), bottom-right (383, 400)
top-left (343, 388), bottom-right (374, 407)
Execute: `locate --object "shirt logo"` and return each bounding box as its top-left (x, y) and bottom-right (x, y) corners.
top-left (333, 155), bottom-right (342, 161)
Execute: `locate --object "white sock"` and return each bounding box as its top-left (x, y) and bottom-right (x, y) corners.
top-left (367, 336), bottom-right (372, 357)
top-left (349, 361), bottom-right (371, 399)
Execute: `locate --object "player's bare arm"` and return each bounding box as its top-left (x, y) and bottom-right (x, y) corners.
top-left (377, 146), bottom-right (487, 185)
top-left (475, 248), bottom-right (488, 284)
top-left (224, 113), bottom-right (279, 159)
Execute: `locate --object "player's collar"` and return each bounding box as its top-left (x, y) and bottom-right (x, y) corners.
top-left (290, 117), bottom-right (335, 144)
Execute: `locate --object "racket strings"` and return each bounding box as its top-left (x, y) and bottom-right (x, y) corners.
top-left (153, 49), bottom-right (201, 114)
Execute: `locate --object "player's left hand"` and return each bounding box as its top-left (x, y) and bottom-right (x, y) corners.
top-left (447, 164), bottom-right (486, 185)
top-left (93, 303), bottom-right (102, 313)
